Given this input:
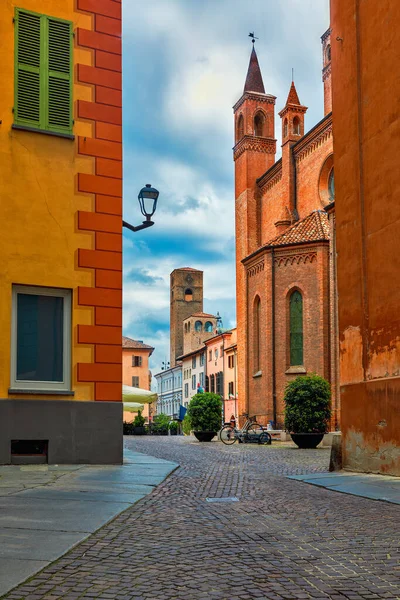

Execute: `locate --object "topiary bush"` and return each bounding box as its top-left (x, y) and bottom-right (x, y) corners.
top-left (284, 373), bottom-right (331, 434)
top-left (187, 393), bottom-right (222, 432)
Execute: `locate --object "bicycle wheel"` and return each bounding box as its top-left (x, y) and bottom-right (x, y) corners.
top-left (246, 422), bottom-right (264, 443)
top-left (259, 432), bottom-right (272, 445)
top-left (219, 425), bottom-right (237, 445)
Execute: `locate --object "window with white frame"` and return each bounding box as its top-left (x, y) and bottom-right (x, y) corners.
top-left (184, 383), bottom-right (189, 398)
top-left (11, 285), bottom-right (72, 391)
top-left (200, 352), bottom-right (205, 366)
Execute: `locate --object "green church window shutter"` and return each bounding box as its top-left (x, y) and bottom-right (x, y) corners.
top-left (14, 9), bottom-right (72, 135)
top-left (290, 290), bottom-right (303, 366)
top-left (15, 10), bottom-right (42, 128)
top-left (46, 17), bottom-right (73, 134)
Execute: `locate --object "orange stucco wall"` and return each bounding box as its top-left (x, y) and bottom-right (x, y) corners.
top-left (0, 0), bottom-right (122, 402)
top-left (122, 348), bottom-right (152, 421)
top-left (331, 0), bottom-right (400, 474)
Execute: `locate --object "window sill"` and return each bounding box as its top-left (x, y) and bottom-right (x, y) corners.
top-left (12, 124), bottom-right (74, 140)
top-left (9, 388), bottom-right (75, 396)
top-left (285, 366), bottom-right (307, 374)
top-left (253, 371), bottom-right (262, 378)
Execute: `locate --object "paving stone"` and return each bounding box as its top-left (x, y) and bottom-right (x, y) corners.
top-left (2, 437), bottom-right (400, 600)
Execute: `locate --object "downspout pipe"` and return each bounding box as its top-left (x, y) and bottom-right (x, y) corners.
top-left (291, 144), bottom-right (299, 221)
top-left (271, 247), bottom-right (277, 428)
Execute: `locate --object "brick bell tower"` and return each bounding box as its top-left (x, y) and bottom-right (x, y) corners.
top-left (233, 43), bottom-right (276, 419)
top-left (170, 268), bottom-right (203, 367)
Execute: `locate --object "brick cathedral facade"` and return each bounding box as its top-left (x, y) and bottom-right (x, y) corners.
top-left (234, 30), bottom-right (339, 429)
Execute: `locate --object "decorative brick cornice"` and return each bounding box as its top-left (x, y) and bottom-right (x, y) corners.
top-left (247, 260), bottom-right (265, 277)
top-left (278, 103), bottom-right (307, 119)
top-left (322, 63), bottom-right (331, 82)
top-left (233, 92), bottom-right (276, 113)
top-left (294, 115), bottom-right (333, 163)
top-left (257, 158), bottom-right (282, 191)
top-left (274, 251), bottom-right (317, 268)
top-left (321, 28), bottom-right (331, 42)
top-left (233, 135), bottom-right (276, 161)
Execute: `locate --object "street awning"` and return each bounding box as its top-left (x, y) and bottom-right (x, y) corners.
top-left (122, 385), bottom-right (157, 404)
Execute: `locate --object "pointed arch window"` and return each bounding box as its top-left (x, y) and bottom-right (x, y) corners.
top-left (254, 111), bottom-right (265, 137)
top-left (184, 288), bottom-right (193, 301)
top-left (195, 320), bottom-right (202, 332)
top-left (293, 116), bottom-right (301, 135)
top-left (237, 114), bottom-right (244, 142)
top-left (253, 295), bottom-right (261, 373)
top-left (290, 290), bottom-right (303, 366)
top-left (283, 118), bottom-right (288, 138)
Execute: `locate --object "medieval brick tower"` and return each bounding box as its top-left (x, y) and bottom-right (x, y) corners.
top-left (170, 268), bottom-right (203, 366)
top-left (233, 45), bottom-right (277, 421)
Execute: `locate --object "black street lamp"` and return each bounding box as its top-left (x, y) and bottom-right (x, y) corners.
top-left (123, 184), bottom-right (159, 233)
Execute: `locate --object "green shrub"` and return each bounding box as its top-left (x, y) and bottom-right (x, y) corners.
top-left (187, 393), bottom-right (222, 432)
top-left (169, 420), bottom-right (179, 434)
top-left (123, 421), bottom-right (134, 435)
top-left (133, 410), bottom-right (145, 428)
top-left (284, 373), bottom-right (331, 434)
top-left (182, 414), bottom-right (192, 436)
top-left (152, 413), bottom-right (170, 435)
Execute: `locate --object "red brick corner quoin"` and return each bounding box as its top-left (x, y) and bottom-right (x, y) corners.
top-left (76, 0), bottom-right (122, 402)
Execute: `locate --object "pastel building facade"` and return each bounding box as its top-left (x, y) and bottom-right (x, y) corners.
top-left (154, 366), bottom-right (182, 419)
top-left (0, 0), bottom-right (123, 464)
top-left (122, 336), bottom-right (154, 423)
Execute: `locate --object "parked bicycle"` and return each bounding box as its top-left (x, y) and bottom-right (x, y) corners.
top-left (219, 414), bottom-right (272, 445)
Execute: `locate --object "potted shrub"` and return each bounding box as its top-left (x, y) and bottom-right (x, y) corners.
top-left (152, 413), bottom-right (170, 435)
top-left (187, 392), bottom-right (222, 442)
top-left (284, 373), bottom-right (331, 449)
top-left (133, 410), bottom-right (146, 435)
top-left (123, 421), bottom-right (134, 435)
top-left (169, 420), bottom-right (179, 436)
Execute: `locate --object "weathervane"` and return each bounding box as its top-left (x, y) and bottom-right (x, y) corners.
top-left (248, 32), bottom-right (259, 44)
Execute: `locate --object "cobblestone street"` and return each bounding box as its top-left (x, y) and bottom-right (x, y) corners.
top-left (4, 437), bottom-right (400, 600)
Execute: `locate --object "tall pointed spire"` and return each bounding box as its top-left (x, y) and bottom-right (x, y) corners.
top-left (244, 46), bottom-right (265, 94)
top-left (285, 81), bottom-right (301, 105)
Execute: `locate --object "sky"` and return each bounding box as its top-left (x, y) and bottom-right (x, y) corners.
top-left (122, 0), bottom-right (330, 381)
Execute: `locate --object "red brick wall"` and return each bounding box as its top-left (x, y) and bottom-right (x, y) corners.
top-left (245, 244), bottom-right (330, 428)
top-left (76, 0), bottom-right (122, 402)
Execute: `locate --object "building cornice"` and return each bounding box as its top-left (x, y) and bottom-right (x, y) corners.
top-left (242, 239), bottom-right (329, 266)
top-left (293, 113), bottom-right (333, 162)
top-left (321, 27), bottom-right (332, 42)
top-left (278, 103), bottom-right (308, 119)
top-left (233, 91), bottom-right (276, 113)
top-left (233, 135), bottom-right (276, 161)
top-left (257, 158), bottom-right (282, 190)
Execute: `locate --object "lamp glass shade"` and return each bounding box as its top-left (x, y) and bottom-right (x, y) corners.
top-left (138, 184), bottom-right (159, 218)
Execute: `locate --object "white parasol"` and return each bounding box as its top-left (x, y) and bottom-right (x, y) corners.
top-left (122, 384), bottom-right (157, 404)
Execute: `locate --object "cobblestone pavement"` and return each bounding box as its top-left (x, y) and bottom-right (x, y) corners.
top-left (4, 437), bottom-right (400, 600)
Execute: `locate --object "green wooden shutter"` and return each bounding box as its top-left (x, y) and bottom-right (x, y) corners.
top-left (15, 10), bottom-right (42, 128)
top-left (46, 17), bottom-right (72, 134)
top-left (290, 290), bottom-right (304, 366)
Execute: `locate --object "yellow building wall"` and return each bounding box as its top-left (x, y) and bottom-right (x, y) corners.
top-left (0, 0), bottom-right (95, 400)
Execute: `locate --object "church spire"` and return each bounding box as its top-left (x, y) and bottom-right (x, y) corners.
top-left (285, 81), bottom-right (301, 106)
top-left (244, 46), bottom-right (265, 94)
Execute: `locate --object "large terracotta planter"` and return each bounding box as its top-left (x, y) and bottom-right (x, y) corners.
top-left (290, 433), bottom-right (324, 449)
top-left (194, 431), bottom-right (216, 442)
